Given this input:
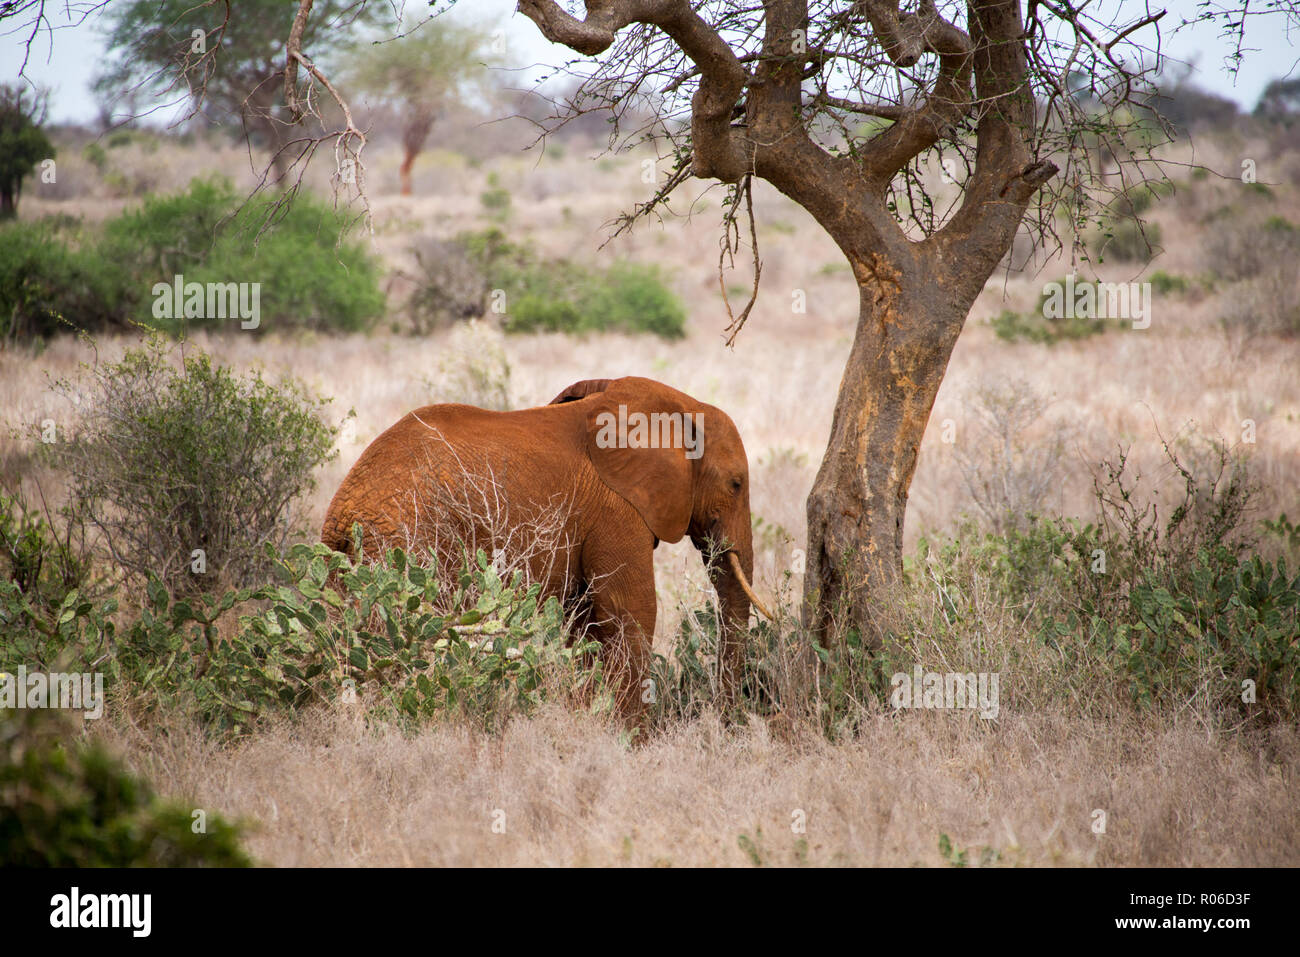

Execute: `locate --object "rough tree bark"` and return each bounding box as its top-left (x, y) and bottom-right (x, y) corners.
top-left (512, 0), bottom-right (1060, 642)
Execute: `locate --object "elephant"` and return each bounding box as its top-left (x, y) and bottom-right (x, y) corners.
top-left (320, 375), bottom-right (770, 723)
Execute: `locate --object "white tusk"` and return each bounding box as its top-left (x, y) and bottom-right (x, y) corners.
top-left (727, 551), bottom-right (776, 621)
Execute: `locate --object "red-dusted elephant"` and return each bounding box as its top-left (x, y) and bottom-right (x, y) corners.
top-left (321, 376), bottom-right (768, 722)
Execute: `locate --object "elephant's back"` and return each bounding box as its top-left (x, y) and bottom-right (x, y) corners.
top-left (321, 403), bottom-right (579, 554)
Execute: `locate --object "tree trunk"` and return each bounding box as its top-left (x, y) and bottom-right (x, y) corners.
top-left (400, 109), bottom-right (436, 197)
top-left (803, 276), bottom-right (969, 644)
top-left (399, 147), bottom-right (416, 196)
top-left (0, 184), bottom-right (16, 220)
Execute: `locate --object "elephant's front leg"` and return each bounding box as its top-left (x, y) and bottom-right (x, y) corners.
top-left (581, 535), bottom-right (657, 729)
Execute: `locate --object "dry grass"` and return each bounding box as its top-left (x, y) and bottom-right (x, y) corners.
top-left (97, 705), bottom-right (1299, 867)
top-left (8, 130), bottom-right (1300, 866)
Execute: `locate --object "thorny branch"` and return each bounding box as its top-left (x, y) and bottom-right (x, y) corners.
top-left (282, 0), bottom-right (372, 234)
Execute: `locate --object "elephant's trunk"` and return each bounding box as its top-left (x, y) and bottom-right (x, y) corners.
top-left (704, 523), bottom-right (757, 710)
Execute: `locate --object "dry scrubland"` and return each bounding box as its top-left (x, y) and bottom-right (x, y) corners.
top-left (7, 129), bottom-right (1300, 865)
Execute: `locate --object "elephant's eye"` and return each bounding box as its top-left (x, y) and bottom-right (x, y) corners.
top-left (730, 477), bottom-right (743, 493)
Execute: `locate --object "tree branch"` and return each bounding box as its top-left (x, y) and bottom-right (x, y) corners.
top-left (853, 0), bottom-right (976, 180)
top-left (517, 0), bottom-right (750, 181)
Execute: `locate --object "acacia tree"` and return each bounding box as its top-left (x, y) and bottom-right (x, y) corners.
top-left (344, 18), bottom-right (498, 196)
top-left (94, 0), bottom-right (378, 187)
top-left (0, 84), bottom-right (53, 220)
top-left (478, 0), bottom-right (1143, 641)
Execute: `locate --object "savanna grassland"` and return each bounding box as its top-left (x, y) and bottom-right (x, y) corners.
top-left (4, 117), bottom-right (1300, 866)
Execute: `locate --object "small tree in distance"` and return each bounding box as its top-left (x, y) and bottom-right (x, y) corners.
top-left (0, 83), bottom-right (53, 220)
top-left (94, 0), bottom-right (380, 187)
top-left (344, 17), bottom-right (499, 196)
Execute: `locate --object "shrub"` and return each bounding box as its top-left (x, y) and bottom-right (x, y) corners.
top-left (1092, 216), bottom-right (1162, 263)
top-left (403, 236), bottom-right (486, 332)
top-left (951, 379), bottom-right (1067, 534)
top-left (0, 708), bottom-right (250, 866)
top-left (460, 228), bottom-right (687, 338)
top-left (1147, 270), bottom-right (1190, 295)
top-left (649, 604), bottom-right (803, 728)
top-left (186, 542), bottom-right (595, 735)
top-left (1086, 188), bottom-right (1166, 263)
top-left (1024, 439), bottom-right (1295, 721)
top-left (192, 189), bottom-right (385, 334)
top-left (653, 434), bottom-right (1298, 733)
top-left (502, 259), bottom-right (685, 337)
top-left (97, 176), bottom-right (233, 281)
top-left (424, 319), bottom-right (512, 409)
top-left (0, 222), bottom-right (136, 341)
top-left (1219, 261), bottom-right (1300, 336)
top-left (81, 142), bottom-right (108, 173)
top-left (990, 307), bottom-right (1111, 345)
top-left (1202, 212), bottom-right (1300, 282)
top-left (0, 489), bottom-right (98, 629)
top-left (2, 179), bottom-right (386, 342)
top-left (0, 539), bottom-right (602, 738)
top-left (581, 262), bottom-right (688, 339)
top-left (990, 278), bottom-right (1121, 345)
top-left (44, 338), bottom-right (341, 592)
top-left (479, 172), bottom-right (512, 218)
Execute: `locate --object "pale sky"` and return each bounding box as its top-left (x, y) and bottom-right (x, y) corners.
top-left (1, 0), bottom-right (1297, 125)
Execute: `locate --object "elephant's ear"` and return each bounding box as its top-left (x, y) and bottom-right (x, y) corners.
top-left (582, 378), bottom-right (695, 544)
top-left (549, 379), bottom-right (615, 404)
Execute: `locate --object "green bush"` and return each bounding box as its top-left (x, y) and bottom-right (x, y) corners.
top-left (0, 708), bottom-right (250, 866)
top-left (3, 178), bottom-right (386, 342)
top-left (155, 541), bottom-right (597, 735)
top-left (0, 538), bottom-right (603, 738)
top-left (461, 228), bottom-right (686, 338)
top-left (479, 172), bottom-right (512, 219)
top-left (44, 338), bottom-right (341, 592)
top-left (991, 307), bottom-right (1111, 345)
top-left (504, 259), bottom-right (685, 338)
top-left (98, 177), bottom-right (233, 281)
top-left (1092, 217), bottom-right (1162, 263)
top-left (1088, 188), bottom-right (1166, 264)
top-left (990, 278), bottom-right (1119, 344)
top-left (0, 222), bottom-right (136, 340)
top-left (653, 436), bottom-right (1298, 735)
top-left (190, 189), bottom-right (385, 334)
top-left (907, 439), bottom-right (1298, 722)
top-left (0, 490), bottom-right (98, 634)
top-left (1148, 270), bottom-right (1190, 296)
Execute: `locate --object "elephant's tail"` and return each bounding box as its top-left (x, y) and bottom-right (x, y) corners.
top-left (320, 509), bottom-right (357, 559)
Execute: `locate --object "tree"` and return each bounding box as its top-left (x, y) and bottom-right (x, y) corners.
top-left (274, 0), bottom-right (1295, 645)
top-left (0, 84), bottom-right (54, 220)
top-left (1256, 78), bottom-right (1300, 122)
top-left (344, 18), bottom-right (498, 196)
top-left (481, 0), bottom-right (1147, 643)
top-left (93, 0), bottom-right (378, 187)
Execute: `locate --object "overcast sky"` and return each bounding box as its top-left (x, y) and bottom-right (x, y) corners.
top-left (2, 0), bottom-right (1297, 125)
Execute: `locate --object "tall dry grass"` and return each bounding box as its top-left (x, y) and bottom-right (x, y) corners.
top-left (97, 704), bottom-right (1299, 867)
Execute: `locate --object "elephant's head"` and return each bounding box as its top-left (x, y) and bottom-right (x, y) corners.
top-left (551, 376), bottom-right (770, 704)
